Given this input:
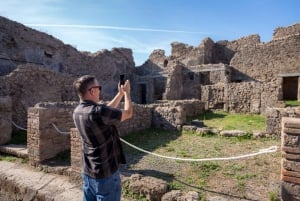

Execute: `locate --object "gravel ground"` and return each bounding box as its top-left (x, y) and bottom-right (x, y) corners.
top-left (0, 192), bottom-right (9, 201)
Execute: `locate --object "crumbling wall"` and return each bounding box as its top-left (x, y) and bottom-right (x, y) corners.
top-left (27, 102), bottom-right (153, 166)
top-left (0, 16), bottom-right (136, 111)
top-left (0, 96), bottom-right (12, 145)
top-left (230, 34), bottom-right (300, 83)
top-left (27, 102), bottom-right (77, 166)
top-left (266, 106), bottom-right (300, 136)
top-left (201, 81), bottom-right (280, 114)
top-left (163, 64), bottom-right (184, 100)
top-left (0, 64), bottom-right (76, 128)
top-left (273, 23), bottom-right (300, 40)
top-left (152, 100), bottom-right (205, 130)
top-left (170, 37), bottom-right (214, 66)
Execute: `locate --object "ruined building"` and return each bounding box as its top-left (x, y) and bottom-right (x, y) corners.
top-left (0, 16), bottom-right (300, 127)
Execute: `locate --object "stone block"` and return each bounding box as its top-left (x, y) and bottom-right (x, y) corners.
top-left (282, 168), bottom-right (300, 178)
top-left (282, 159), bottom-right (300, 173)
top-left (282, 152), bottom-right (300, 160)
top-left (283, 134), bottom-right (300, 146)
top-left (219, 130), bottom-right (247, 137)
top-left (281, 181), bottom-right (300, 201)
top-left (283, 128), bottom-right (300, 135)
top-left (282, 146), bottom-right (300, 154)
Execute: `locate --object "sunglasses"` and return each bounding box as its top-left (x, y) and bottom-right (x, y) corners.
top-left (88, 86), bottom-right (102, 91)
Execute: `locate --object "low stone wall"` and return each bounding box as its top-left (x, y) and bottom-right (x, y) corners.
top-left (152, 100), bottom-right (205, 130)
top-left (27, 102), bottom-right (153, 165)
top-left (201, 81), bottom-right (280, 114)
top-left (27, 102), bottom-right (77, 166)
top-left (281, 117), bottom-right (300, 200)
top-left (265, 106), bottom-right (300, 136)
top-left (0, 96), bottom-right (12, 145)
top-left (118, 103), bottom-right (152, 136)
top-left (27, 100), bottom-right (204, 166)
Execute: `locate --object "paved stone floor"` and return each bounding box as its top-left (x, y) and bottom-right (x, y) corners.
top-left (0, 160), bottom-right (82, 201)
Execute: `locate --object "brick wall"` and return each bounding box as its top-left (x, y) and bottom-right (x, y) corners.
top-left (281, 117), bottom-right (300, 200)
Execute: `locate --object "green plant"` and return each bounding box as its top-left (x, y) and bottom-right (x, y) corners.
top-left (0, 154), bottom-right (17, 162)
top-left (188, 110), bottom-right (266, 132)
top-left (268, 191), bottom-right (278, 201)
top-left (168, 182), bottom-right (184, 190)
top-left (122, 180), bottom-right (148, 201)
top-left (285, 100), bottom-right (300, 107)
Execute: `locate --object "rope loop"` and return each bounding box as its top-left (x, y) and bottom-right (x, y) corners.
top-left (12, 122), bottom-right (278, 162)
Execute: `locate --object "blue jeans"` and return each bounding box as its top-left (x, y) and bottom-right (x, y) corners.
top-left (82, 171), bottom-right (121, 201)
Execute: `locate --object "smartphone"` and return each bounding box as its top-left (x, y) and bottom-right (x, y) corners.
top-left (119, 74), bottom-right (125, 85)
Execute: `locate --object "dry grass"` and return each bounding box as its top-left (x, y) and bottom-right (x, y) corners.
top-left (122, 112), bottom-right (281, 201)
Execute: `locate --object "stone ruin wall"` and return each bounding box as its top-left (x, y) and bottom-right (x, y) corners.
top-left (0, 96), bottom-right (12, 145)
top-left (152, 100), bottom-right (205, 130)
top-left (230, 33), bottom-right (300, 83)
top-left (27, 102), bottom-right (77, 166)
top-left (0, 16), bottom-right (137, 125)
top-left (26, 100), bottom-right (204, 165)
top-left (0, 16), bottom-right (135, 79)
top-left (273, 23), bottom-right (300, 40)
top-left (201, 81), bottom-right (280, 114)
top-left (266, 106), bottom-right (300, 136)
top-left (0, 64), bottom-right (76, 128)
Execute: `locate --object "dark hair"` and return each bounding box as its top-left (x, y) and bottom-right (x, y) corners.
top-left (73, 75), bottom-right (96, 99)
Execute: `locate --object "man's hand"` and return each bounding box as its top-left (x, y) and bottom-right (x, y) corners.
top-left (122, 80), bottom-right (131, 95)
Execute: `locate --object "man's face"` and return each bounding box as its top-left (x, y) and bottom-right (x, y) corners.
top-left (87, 80), bottom-right (101, 102)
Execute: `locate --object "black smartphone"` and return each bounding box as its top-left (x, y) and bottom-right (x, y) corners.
top-left (119, 74), bottom-right (125, 85)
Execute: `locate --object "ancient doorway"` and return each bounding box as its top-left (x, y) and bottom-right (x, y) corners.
top-left (282, 76), bottom-right (298, 100)
top-left (139, 84), bottom-right (147, 104)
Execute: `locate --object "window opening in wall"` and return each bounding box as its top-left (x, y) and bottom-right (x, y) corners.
top-left (199, 72), bottom-right (210, 85)
top-left (188, 72), bottom-right (194, 80)
top-left (282, 76), bottom-right (298, 100)
top-left (163, 59), bottom-right (168, 67)
top-left (139, 84), bottom-right (147, 104)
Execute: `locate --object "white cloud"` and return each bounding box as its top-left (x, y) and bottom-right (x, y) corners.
top-left (25, 23), bottom-right (207, 34)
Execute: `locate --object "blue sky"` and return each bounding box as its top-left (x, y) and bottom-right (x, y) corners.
top-left (0, 0), bottom-right (299, 65)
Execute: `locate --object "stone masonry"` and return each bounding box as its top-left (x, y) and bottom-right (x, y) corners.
top-left (27, 102), bottom-right (77, 166)
top-left (266, 106), bottom-right (300, 136)
top-left (281, 117), bottom-right (300, 201)
top-left (1, 16), bottom-right (300, 126)
top-left (27, 100), bottom-right (204, 165)
top-left (0, 96), bottom-right (12, 145)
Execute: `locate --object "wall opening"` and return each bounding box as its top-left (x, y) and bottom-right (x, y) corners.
top-left (199, 72), bottom-right (210, 85)
top-left (139, 84), bottom-right (147, 104)
top-left (282, 76), bottom-right (298, 100)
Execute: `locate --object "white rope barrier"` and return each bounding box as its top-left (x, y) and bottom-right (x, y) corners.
top-left (120, 138), bottom-right (278, 162)
top-left (12, 121), bottom-right (278, 162)
top-left (51, 123), bottom-right (71, 135)
top-left (12, 121), bottom-right (27, 131)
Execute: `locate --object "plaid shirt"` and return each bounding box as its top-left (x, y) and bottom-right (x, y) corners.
top-left (73, 100), bottom-right (126, 179)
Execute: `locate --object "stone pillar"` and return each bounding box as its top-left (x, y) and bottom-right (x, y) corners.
top-left (281, 117), bottom-right (300, 200)
top-left (70, 128), bottom-right (82, 175)
top-left (27, 102), bottom-right (76, 166)
top-left (0, 96), bottom-right (12, 145)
